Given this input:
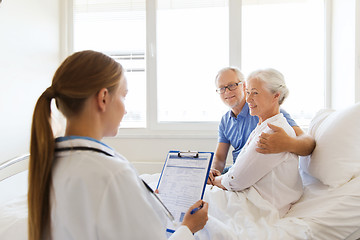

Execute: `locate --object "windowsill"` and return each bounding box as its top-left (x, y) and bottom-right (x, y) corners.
top-left (108, 128), bottom-right (218, 139)
top-left (109, 124), bottom-right (310, 140)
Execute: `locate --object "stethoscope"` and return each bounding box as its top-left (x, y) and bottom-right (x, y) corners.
top-left (55, 146), bottom-right (175, 222)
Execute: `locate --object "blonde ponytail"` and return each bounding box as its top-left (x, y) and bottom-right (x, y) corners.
top-left (28, 50), bottom-right (123, 240)
top-left (28, 87), bottom-right (56, 240)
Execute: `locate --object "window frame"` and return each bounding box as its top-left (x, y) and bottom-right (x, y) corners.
top-left (62, 0), bottom-right (329, 138)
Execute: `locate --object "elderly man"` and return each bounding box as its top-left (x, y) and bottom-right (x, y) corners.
top-left (208, 67), bottom-right (315, 182)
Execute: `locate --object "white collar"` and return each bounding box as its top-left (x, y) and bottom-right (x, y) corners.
top-left (55, 136), bottom-right (115, 157)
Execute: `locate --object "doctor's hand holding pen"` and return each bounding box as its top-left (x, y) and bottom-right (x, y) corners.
top-left (182, 200), bottom-right (209, 233)
top-left (154, 188), bottom-right (208, 233)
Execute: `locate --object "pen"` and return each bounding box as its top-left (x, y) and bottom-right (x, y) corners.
top-left (190, 203), bottom-right (203, 215)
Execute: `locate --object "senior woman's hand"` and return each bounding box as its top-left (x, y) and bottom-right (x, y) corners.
top-left (207, 168), bottom-right (221, 185)
top-left (213, 176), bottom-right (227, 190)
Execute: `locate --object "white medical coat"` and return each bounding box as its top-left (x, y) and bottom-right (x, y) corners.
top-left (221, 113), bottom-right (303, 216)
top-left (51, 136), bottom-right (193, 240)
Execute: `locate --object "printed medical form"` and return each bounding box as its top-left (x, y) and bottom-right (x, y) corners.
top-left (156, 151), bottom-right (213, 234)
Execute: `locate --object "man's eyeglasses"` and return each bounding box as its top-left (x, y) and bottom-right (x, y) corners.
top-left (216, 82), bottom-right (241, 94)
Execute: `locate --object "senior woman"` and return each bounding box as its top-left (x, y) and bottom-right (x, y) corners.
top-left (212, 68), bottom-right (303, 217)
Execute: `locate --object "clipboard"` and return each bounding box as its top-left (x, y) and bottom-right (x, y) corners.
top-left (156, 150), bottom-right (213, 235)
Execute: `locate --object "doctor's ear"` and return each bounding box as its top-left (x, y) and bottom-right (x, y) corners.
top-left (96, 88), bottom-right (109, 112)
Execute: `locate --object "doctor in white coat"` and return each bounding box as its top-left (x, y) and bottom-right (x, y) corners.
top-left (28, 50), bottom-right (208, 240)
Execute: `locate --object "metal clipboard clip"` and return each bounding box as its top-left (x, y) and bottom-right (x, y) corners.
top-left (177, 151), bottom-right (199, 158)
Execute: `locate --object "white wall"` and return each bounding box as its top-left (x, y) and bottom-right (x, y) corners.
top-left (103, 136), bottom-right (222, 174)
top-left (0, 0), bottom-right (60, 163)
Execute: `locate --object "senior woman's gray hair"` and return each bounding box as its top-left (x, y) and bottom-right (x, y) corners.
top-left (215, 66), bottom-right (245, 84)
top-left (247, 68), bottom-right (289, 105)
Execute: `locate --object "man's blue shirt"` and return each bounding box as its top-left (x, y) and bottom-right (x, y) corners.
top-left (218, 102), bottom-right (297, 163)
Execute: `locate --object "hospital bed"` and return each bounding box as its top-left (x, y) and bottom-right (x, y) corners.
top-left (1, 103), bottom-right (360, 239)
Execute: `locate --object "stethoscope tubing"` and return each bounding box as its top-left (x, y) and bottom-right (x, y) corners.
top-left (55, 146), bottom-right (175, 222)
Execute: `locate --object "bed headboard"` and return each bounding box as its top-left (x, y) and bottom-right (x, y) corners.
top-left (0, 154), bottom-right (29, 181)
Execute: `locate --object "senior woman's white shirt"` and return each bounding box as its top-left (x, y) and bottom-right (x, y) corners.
top-left (51, 137), bottom-right (193, 240)
top-left (221, 113), bottom-right (303, 216)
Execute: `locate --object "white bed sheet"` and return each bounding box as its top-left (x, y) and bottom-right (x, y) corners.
top-left (0, 171), bottom-right (28, 240)
top-left (0, 195), bottom-right (27, 240)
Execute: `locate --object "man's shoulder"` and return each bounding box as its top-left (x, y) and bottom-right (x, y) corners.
top-left (279, 108), bottom-right (298, 127)
top-left (220, 110), bottom-right (233, 122)
top-left (270, 114), bottom-right (296, 136)
top-left (219, 109), bottom-right (258, 132)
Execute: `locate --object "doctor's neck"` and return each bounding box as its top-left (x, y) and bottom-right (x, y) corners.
top-left (65, 120), bottom-right (103, 141)
top-left (64, 109), bottom-right (105, 141)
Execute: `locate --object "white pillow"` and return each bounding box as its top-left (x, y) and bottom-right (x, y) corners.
top-left (299, 102), bottom-right (360, 188)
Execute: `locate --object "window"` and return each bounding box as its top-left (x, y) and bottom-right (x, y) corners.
top-left (241, 0), bottom-right (325, 127)
top-left (73, 0), bottom-right (147, 128)
top-left (157, 0), bottom-right (229, 122)
top-left (72, 0), bottom-right (325, 132)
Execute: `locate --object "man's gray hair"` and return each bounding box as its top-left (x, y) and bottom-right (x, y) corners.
top-left (247, 68), bottom-right (289, 105)
top-left (215, 66), bottom-right (245, 84)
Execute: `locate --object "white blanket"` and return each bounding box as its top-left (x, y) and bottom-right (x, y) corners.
top-left (194, 185), bottom-right (312, 240)
top-left (141, 173), bottom-right (312, 240)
